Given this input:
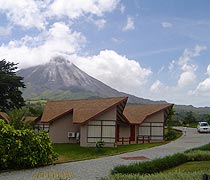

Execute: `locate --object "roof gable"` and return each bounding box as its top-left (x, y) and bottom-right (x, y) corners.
top-left (124, 104), bottom-right (173, 124)
top-left (41, 97), bottom-right (128, 124)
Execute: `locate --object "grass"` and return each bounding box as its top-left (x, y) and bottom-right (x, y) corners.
top-left (111, 146), bottom-right (210, 175)
top-left (103, 146), bottom-right (210, 180)
top-left (54, 128), bottom-right (181, 163)
top-left (54, 143), bottom-right (165, 163)
top-left (101, 170), bottom-right (210, 180)
top-left (165, 161), bottom-right (210, 173)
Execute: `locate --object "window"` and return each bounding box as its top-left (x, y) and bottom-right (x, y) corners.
top-left (33, 123), bottom-right (49, 133)
top-left (87, 120), bottom-right (115, 143)
top-left (139, 122), bottom-right (164, 141)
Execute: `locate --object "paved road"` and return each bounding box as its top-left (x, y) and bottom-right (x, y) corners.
top-left (0, 127), bottom-right (210, 180)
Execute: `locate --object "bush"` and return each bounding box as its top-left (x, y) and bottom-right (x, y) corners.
top-left (0, 119), bottom-right (57, 169)
top-left (102, 170), bottom-right (210, 180)
top-left (96, 140), bottom-right (104, 152)
top-left (186, 150), bottom-right (210, 161)
top-left (112, 153), bottom-right (188, 175)
top-left (164, 129), bottom-right (177, 141)
top-left (186, 143), bottom-right (210, 152)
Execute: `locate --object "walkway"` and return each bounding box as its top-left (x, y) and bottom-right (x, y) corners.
top-left (0, 128), bottom-right (210, 180)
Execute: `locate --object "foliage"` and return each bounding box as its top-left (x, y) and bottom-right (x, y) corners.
top-left (186, 142), bottom-right (210, 152)
top-left (205, 114), bottom-right (210, 124)
top-left (111, 143), bottom-right (210, 176)
top-left (0, 119), bottom-right (57, 169)
top-left (186, 150), bottom-right (210, 161)
top-left (7, 108), bottom-right (30, 129)
top-left (164, 108), bottom-right (177, 140)
top-left (0, 59), bottom-right (25, 111)
top-left (101, 170), bottom-right (210, 180)
top-left (166, 108), bottom-right (175, 129)
top-left (164, 161), bottom-right (210, 173)
top-left (111, 153), bottom-right (188, 175)
top-left (164, 129), bottom-right (177, 141)
top-left (28, 104), bottom-right (44, 116)
top-left (96, 140), bottom-right (104, 152)
top-left (21, 102), bottom-right (44, 117)
top-left (173, 105), bottom-right (210, 123)
top-left (183, 111), bottom-right (196, 125)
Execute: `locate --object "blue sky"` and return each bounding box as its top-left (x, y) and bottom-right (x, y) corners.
top-left (0, 0), bottom-right (209, 107)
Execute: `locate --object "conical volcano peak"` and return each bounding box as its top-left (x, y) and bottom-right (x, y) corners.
top-left (49, 56), bottom-right (72, 65)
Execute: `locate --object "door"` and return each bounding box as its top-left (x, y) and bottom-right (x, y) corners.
top-left (130, 125), bottom-right (135, 141)
top-left (116, 124), bottom-right (120, 142)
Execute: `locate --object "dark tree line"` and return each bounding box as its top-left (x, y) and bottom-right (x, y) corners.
top-left (0, 59), bottom-right (25, 111)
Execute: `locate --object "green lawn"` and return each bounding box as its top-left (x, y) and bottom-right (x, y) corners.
top-left (54, 143), bottom-right (165, 163)
top-left (164, 161), bottom-right (210, 173)
top-left (54, 128), bottom-right (182, 163)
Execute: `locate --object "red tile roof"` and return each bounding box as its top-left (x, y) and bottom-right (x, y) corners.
top-left (41, 97), bottom-right (128, 124)
top-left (123, 104), bottom-right (173, 124)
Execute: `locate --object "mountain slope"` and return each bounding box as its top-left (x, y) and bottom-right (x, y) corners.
top-left (18, 56), bottom-right (163, 104)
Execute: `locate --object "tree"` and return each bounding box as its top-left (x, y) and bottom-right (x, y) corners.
top-left (7, 108), bottom-right (30, 129)
top-left (166, 108), bottom-right (175, 128)
top-left (0, 119), bottom-right (57, 169)
top-left (183, 111), bottom-right (196, 125)
top-left (205, 114), bottom-right (210, 124)
top-left (165, 108), bottom-right (177, 140)
top-left (0, 59), bottom-right (25, 111)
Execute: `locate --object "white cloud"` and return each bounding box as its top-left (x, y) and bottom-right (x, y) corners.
top-left (48, 0), bottom-right (120, 19)
top-left (0, 26), bottom-right (12, 36)
top-left (177, 45), bottom-right (207, 87)
top-left (178, 45), bottom-right (207, 66)
top-left (0, 0), bottom-right (47, 30)
top-left (122, 16), bottom-right (135, 32)
top-left (150, 80), bottom-right (162, 93)
top-left (178, 71), bottom-right (196, 87)
top-left (189, 78), bottom-right (210, 96)
top-left (94, 19), bottom-right (106, 30)
top-left (189, 65), bottom-right (210, 96)
top-left (161, 22), bottom-right (173, 28)
top-left (0, 0), bottom-right (120, 30)
top-left (158, 66), bottom-right (164, 74)
top-left (71, 50), bottom-right (152, 95)
top-left (120, 4), bottom-right (125, 13)
top-left (111, 37), bottom-right (124, 44)
top-left (207, 64), bottom-right (210, 75)
top-left (168, 60), bottom-right (175, 72)
top-left (0, 22), bottom-right (86, 68)
top-left (150, 80), bottom-right (169, 94)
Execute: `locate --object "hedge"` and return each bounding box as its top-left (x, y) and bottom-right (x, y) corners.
top-left (0, 119), bottom-right (57, 169)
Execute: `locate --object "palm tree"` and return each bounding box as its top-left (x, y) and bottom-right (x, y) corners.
top-left (7, 108), bottom-right (29, 129)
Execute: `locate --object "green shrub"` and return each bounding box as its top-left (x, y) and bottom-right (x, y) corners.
top-left (186, 143), bottom-right (210, 152)
top-left (112, 153), bottom-right (188, 175)
top-left (164, 129), bottom-right (177, 141)
top-left (186, 150), bottom-right (210, 161)
top-left (102, 170), bottom-right (210, 180)
top-left (96, 140), bottom-right (104, 152)
top-left (0, 119), bottom-right (57, 169)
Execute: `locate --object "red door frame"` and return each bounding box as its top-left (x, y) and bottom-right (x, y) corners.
top-left (116, 124), bottom-right (120, 142)
top-left (130, 125), bottom-right (135, 141)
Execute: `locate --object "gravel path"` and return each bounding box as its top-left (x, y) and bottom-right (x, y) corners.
top-left (1, 127), bottom-right (210, 180)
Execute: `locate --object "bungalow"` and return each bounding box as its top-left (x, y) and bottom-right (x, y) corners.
top-left (37, 97), bottom-right (173, 147)
top-left (120, 104), bottom-right (173, 144)
top-left (38, 97), bottom-right (127, 147)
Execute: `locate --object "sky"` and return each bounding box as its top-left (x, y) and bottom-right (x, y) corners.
top-left (0, 0), bottom-right (209, 107)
